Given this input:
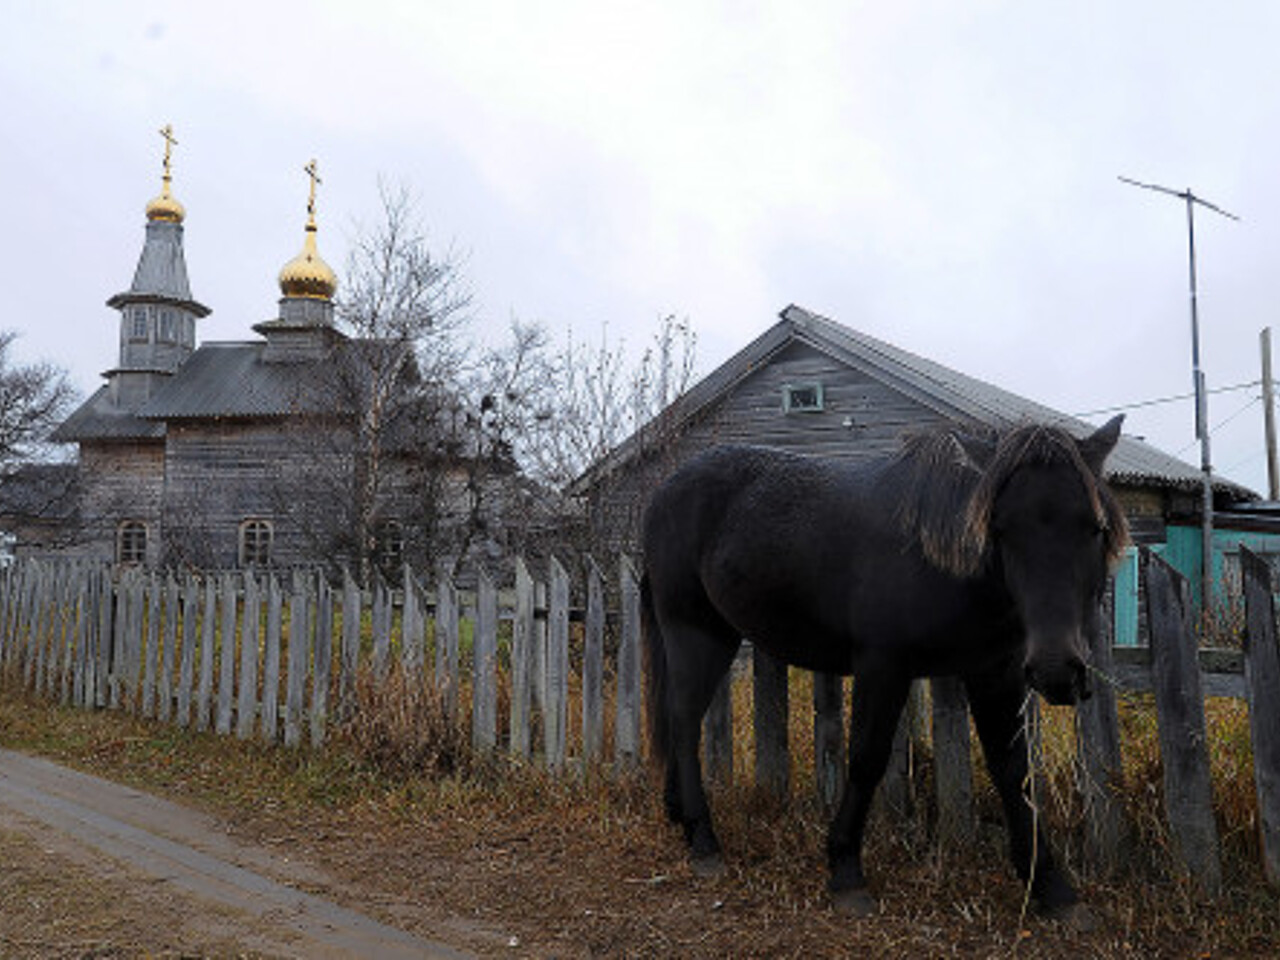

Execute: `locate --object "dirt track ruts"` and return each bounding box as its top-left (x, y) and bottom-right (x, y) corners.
top-left (0, 748), bottom-right (473, 959)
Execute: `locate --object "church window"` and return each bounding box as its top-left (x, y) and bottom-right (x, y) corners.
top-left (374, 520), bottom-right (404, 578)
top-left (239, 519), bottom-right (273, 567)
top-left (117, 521), bottom-right (148, 565)
top-left (129, 308), bottom-right (150, 342)
top-left (158, 309), bottom-right (177, 343)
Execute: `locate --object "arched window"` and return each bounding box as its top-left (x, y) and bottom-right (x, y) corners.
top-left (374, 519), bottom-right (404, 578)
top-left (239, 519), bottom-right (273, 567)
top-left (117, 521), bottom-right (148, 565)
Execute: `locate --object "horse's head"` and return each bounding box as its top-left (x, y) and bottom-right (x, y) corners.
top-left (976, 416), bottom-right (1128, 705)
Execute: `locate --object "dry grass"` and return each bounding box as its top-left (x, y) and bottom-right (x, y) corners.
top-left (3, 663), bottom-right (1280, 957)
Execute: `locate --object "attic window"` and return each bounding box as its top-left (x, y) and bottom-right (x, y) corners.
top-left (783, 382), bottom-right (824, 413)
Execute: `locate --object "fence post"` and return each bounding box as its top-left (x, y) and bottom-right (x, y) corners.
top-left (261, 573), bottom-right (283, 743)
top-left (311, 572), bottom-right (333, 747)
top-left (285, 569), bottom-right (310, 748)
top-left (473, 565), bottom-right (498, 753)
top-left (340, 570), bottom-right (360, 720)
top-left (1240, 545), bottom-right (1280, 887)
top-left (176, 574), bottom-right (197, 726)
top-left (216, 572), bottom-right (237, 736)
top-left (95, 566), bottom-right (113, 709)
top-left (195, 575), bottom-right (216, 730)
top-left (372, 574), bottom-right (392, 679)
top-left (436, 566), bottom-right (460, 722)
top-left (510, 557), bottom-right (534, 760)
top-left (753, 647), bottom-right (789, 797)
top-left (813, 673), bottom-right (844, 811)
top-left (158, 574), bottom-right (178, 724)
top-left (238, 572), bottom-right (261, 740)
top-left (124, 572), bottom-right (145, 712)
top-left (142, 573), bottom-right (160, 718)
top-left (615, 556), bottom-right (642, 767)
top-left (1077, 578), bottom-right (1128, 874)
top-left (582, 557), bottom-right (605, 764)
top-left (545, 556), bottom-right (570, 770)
top-left (1142, 548), bottom-right (1222, 896)
top-left (931, 676), bottom-right (973, 846)
top-left (401, 565), bottom-right (424, 675)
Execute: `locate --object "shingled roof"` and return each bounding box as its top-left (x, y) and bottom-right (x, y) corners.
top-left (575, 304), bottom-right (1258, 502)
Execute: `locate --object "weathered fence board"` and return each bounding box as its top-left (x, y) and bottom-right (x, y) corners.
top-left (262, 574), bottom-right (282, 743)
top-left (583, 558), bottom-right (605, 764)
top-left (753, 647), bottom-right (789, 797)
top-left (340, 571), bottom-right (360, 719)
top-left (285, 570), bottom-right (310, 748)
top-left (238, 573), bottom-right (261, 740)
top-left (1241, 545), bottom-right (1280, 887)
top-left (931, 676), bottom-right (974, 846)
top-left (473, 566), bottom-right (498, 753)
top-left (1142, 548), bottom-right (1222, 897)
top-left (312, 575), bottom-right (333, 748)
top-left (813, 673), bottom-right (844, 811)
top-left (1076, 583), bottom-right (1127, 872)
top-left (544, 557), bottom-right (569, 769)
top-left (437, 571), bottom-right (460, 722)
top-left (510, 557), bottom-right (534, 760)
top-left (615, 557), bottom-right (642, 767)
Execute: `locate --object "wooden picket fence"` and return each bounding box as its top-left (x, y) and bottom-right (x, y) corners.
top-left (2, 547), bottom-right (1279, 892)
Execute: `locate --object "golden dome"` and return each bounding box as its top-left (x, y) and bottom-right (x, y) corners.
top-left (145, 182), bottom-right (186, 223)
top-left (278, 158), bottom-right (337, 300)
top-left (278, 223), bottom-right (338, 300)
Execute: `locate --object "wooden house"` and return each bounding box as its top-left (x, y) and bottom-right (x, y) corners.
top-left (574, 303), bottom-right (1258, 554)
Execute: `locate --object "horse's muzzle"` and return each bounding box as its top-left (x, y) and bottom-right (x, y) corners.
top-left (1024, 654), bottom-right (1092, 706)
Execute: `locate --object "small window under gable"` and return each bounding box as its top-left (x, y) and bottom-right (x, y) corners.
top-left (783, 382), bottom-right (824, 413)
top-left (117, 521), bottom-right (148, 565)
top-left (239, 519), bottom-right (273, 567)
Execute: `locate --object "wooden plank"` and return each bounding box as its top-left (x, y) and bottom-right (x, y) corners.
top-left (196, 575), bottom-right (216, 731)
top-left (311, 574), bottom-right (333, 747)
top-left (703, 671), bottom-right (733, 784)
top-left (237, 572), bottom-right (261, 740)
top-left (125, 573), bottom-right (145, 712)
top-left (95, 567), bottom-right (113, 709)
top-left (339, 570), bottom-right (361, 720)
top-left (1142, 548), bottom-right (1222, 896)
top-left (582, 557), bottom-right (605, 764)
top-left (372, 575), bottom-right (391, 679)
top-left (1077, 579), bottom-right (1128, 873)
top-left (931, 676), bottom-right (974, 846)
top-left (176, 574), bottom-right (198, 726)
top-left (30, 565), bottom-right (47, 695)
top-left (1240, 545), bottom-right (1280, 887)
top-left (141, 574), bottom-right (160, 718)
top-left (813, 673), bottom-right (844, 811)
top-left (510, 557), bottom-right (534, 760)
top-left (285, 570), bottom-right (310, 748)
top-left (436, 568), bottom-right (460, 722)
top-left (1110, 645), bottom-right (1245, 699)
top-left (72, 569), bottom-right (88, 708)
top-left (216, 572), bottom-right (237, 736)
top-left (261, 574), bottom-right (282, 743)
top-left (753, 647), bottom-right (789, 797)
top-left (158, 575), bottom-right (178, 724)
top-left (544, 556), bottom-right (570, 769)
top-left (615, 556), bottom-right (642, 767)
top-left (401, 566), bottom-right (424, 675)
top-left (473, 565), bottom-right (498, 753)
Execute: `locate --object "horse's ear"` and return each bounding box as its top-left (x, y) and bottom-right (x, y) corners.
top-left (954, 432), bottom-right (996, 470)
top-left (1078, 414), bottom-right (1124, 474)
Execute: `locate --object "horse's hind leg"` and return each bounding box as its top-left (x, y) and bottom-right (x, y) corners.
top-left (662, 620), bottom-right (739, 872)
top-left (827, 671), bottom-right (910, 913)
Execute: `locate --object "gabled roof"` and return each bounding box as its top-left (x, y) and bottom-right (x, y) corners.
top-left (574, 304), bottom-right (1258, 501)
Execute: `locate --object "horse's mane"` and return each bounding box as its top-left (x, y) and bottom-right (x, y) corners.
top-left (892, 423), bottom-right (1130, 578)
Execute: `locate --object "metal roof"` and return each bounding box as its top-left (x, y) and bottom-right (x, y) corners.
top-left (51, 386), bottom-right (167, 442)
top-left (574, 304), bottom-right (1258, 501)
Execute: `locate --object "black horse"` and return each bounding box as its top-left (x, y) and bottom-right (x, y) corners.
top-left (641, 416), bottom-right (1127, 918)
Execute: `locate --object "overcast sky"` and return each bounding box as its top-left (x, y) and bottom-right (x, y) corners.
top-left (4, 1), bottom-right (1279, 494)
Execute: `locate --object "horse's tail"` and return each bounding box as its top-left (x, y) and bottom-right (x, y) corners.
top-left (640, 571), bottom-right (671, 767)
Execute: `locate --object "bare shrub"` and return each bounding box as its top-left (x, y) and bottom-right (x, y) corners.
top-left (337, 665), bottom-right (471, 779)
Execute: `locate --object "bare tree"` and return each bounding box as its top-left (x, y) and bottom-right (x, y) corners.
top-left (0, 331), bottom-right (76, 472)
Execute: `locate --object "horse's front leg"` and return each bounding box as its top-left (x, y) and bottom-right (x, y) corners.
top-left (827, 671), bottom-right (910, 914)
top-left (964, 670), bottom-right (1080, 917)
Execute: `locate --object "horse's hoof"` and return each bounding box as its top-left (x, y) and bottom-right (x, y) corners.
top-left (831, 887), bottom-right (877, 917)
top-left (690, 853), bottom-right (726, 879)
top-left (1038, 902), bottom-right (1096, 933)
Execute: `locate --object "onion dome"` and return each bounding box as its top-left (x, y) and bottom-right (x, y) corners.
top-left (278, 158), bottom-right (338, 301)
top-left (145, 124), bottom-right (185, 223)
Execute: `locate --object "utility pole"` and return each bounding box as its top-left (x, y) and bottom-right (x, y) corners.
top-left (1263, 328), bottom-right (1279, 500)
top-left (1120, 176), bottom-right (1239, 615)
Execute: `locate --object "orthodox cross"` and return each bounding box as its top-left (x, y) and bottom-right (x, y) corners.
top-left (304, 158), bottom-right (321, 222)
top-left (159, 124), bottom-right (177, 185)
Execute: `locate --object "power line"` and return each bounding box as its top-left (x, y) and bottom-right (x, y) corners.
top-left (1072, 379), bottom-right (1261, 419)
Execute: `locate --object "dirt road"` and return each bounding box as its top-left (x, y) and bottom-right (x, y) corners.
top-left (0, 748), bottom-right (473, 958)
